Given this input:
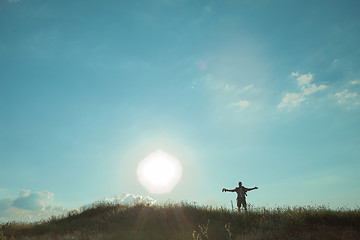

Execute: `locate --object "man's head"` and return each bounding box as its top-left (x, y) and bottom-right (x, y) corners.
top-left (238, 182), bottom-right (242, 187)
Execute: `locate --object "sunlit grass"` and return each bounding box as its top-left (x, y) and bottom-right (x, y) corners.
top-left (1, 202), bottom-right (359, 240)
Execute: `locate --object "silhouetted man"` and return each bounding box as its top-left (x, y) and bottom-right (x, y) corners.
top-left (222, 182), bottom-right (258, 212)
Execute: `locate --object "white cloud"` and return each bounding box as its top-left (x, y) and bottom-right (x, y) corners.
top-left (278, 72), bottom-right (327, 109)
top-left (331, 79), bottom-right (360, 108)
top-left (8, 0), bottom-right (20, 3)
top-left (0, 190), bottom-right (66, 222)
top-left (335, 89), bottom-right (359, 105)
top-left (0, 191), bottom-right (156, 223)
top-left (291, 71), bottom-right (299, 77)
top-left (12, 190), bottom-right (53, 211)
top-left (301, 83), bottom-right (327, 95)
top-left (230, 100), bottom-right (250, 108)
top-left (351, 79), bottom-right (360, 85)
top-left (101, 193), bottom-right (156, 206)
top-left (277, 93), bottom-right (305, 109)
top-left (297, 73), bottom-right (313, 86)
top-left (296, 73), bottom-right (327, 95)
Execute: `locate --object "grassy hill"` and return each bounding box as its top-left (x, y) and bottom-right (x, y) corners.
top-left (1, 202), bottom-right (360, 240)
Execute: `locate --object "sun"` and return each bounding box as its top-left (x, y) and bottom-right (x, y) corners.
top-left (137, 150), bottom-right (182, 194)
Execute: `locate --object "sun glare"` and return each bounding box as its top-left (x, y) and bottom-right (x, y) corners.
top-left (137, 150), bottom-right (182, 194)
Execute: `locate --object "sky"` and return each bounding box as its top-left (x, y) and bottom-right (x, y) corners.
top-left (1, 0), bottom-right (360, 222)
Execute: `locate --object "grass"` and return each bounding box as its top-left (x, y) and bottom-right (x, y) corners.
top-left (1, 202), bottom-right (360, 240)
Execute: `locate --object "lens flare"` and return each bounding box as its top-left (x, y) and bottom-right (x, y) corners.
top-left (137, 150), bottom-right (182, 194)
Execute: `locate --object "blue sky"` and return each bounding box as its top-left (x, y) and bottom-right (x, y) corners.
top-left (1, 0), bottom-right (360, 221)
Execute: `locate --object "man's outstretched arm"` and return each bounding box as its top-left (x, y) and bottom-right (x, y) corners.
top-left (246, 186), bottom-right (258, 191)
top-left (222, 188), bottom-right (236, 192)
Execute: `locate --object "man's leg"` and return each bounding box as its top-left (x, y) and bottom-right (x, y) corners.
top-left (238, 198), bottom-right (247, 212)
top-left (243, 199), bottom-right (247, 212)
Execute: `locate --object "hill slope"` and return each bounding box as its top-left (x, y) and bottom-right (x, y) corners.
top-left (1, 202), bottom-right (360, 240)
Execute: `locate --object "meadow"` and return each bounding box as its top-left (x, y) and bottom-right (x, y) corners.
top-left (1, 202), bottom-right (359, 240)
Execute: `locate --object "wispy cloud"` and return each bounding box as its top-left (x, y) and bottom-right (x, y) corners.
top-left (229, 100), bottom-right (250, 108)
top-left (197, 61), bottom-right (208, 71)
top-left (224, 83), bottom-right (235, 91)
top-left (199, 73), bottom-right (257, 111)
top-left (277, 93), bottom-right (305, 109)
top-left (199, 74), bottom-right (257, 94)
top-left (0, 190), bottom-right (66, 222)
top-left (278, 72), bottom-right (327, 109)
top-left (335, 89), bottom-right (359, 106)
top-left (199, 73), bottom-right (216, 88)
top-left (305, 174), bottom-right (344, 187)
top-left (332, 79), bottom-right (360, 108)
top-left (351, 79), bottom-right (360, 85)
top-left (204, 6), bottom-right (212, 13)
top-left (243, 83), bottom-right (254, 92)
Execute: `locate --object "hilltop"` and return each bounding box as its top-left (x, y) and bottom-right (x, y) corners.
top-left (1, 202), bottom-right (360, 240)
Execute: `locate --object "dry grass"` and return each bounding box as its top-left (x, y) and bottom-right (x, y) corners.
top-left (1, 202), bottom-right (359, 240)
